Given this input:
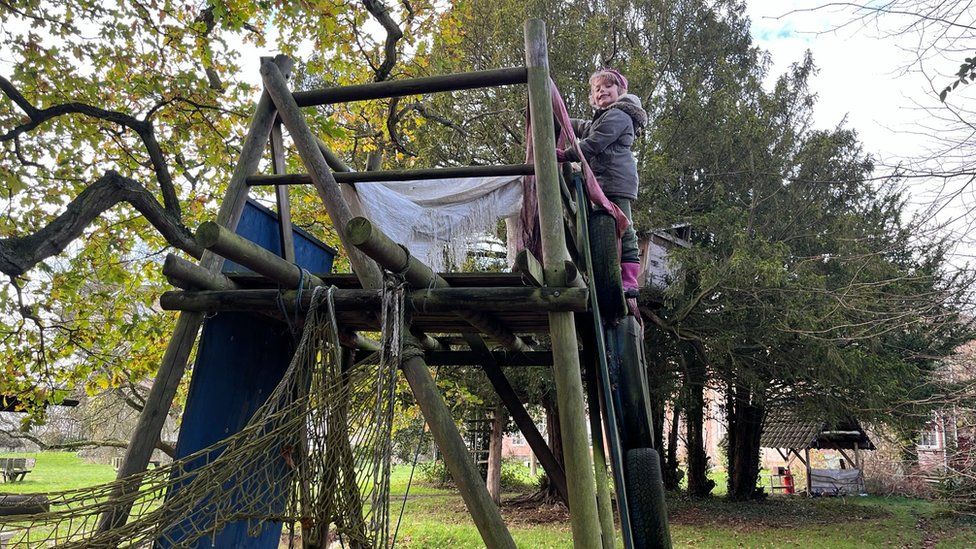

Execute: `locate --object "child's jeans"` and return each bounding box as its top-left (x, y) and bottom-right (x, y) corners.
top-left (609, 197), bottom-right (640, 264)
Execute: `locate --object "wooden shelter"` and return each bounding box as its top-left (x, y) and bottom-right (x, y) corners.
top-left (639, 223), bottom-right (691, 291)
top-left (761, 415), bottom-right (875, 496)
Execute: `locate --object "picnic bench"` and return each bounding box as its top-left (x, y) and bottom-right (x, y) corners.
top-left (112, 457), bottom-right (160, 471)
top-left (0, 458), bottom-right (35, 482)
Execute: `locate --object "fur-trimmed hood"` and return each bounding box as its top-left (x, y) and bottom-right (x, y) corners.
top-left (608, 93), bottom-right (648, 130)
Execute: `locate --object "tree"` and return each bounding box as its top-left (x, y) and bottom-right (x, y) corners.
top-left (0, 0), bottom-right (436, 417)
top-left (640, 6), bottom-right (973, 496)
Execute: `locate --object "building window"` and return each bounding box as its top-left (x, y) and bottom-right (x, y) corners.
top-left (920, 428), bottom-right (940, 448)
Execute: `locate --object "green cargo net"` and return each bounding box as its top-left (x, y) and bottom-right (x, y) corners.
top-left (1, 281), bottom-right (405, 548)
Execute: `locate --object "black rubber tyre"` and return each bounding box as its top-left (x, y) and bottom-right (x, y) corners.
top-left (588, 210), bottom-right (626, 322)
top-left (608, 317), bottom-right (654, 450)
top-left (625, 447), bottom-right (672, 549)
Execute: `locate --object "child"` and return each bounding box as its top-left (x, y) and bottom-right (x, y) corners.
top-left (557, 68), bottom-right (647, 297)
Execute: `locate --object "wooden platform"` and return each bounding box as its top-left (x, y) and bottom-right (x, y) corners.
top-left (229, 272), bottom-right (581, 334)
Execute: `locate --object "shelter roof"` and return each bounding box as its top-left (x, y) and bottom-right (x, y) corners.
top-left (761, 414), bottom-right (875, 451)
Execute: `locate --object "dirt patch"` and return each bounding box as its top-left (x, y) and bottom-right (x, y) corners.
top-left (501, 498), bottom-right (571, 526)
top-left (667, 495), bottom-right (891, 531)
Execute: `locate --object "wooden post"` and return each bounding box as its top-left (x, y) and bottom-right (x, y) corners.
top-left (269, 119), bottom-right (296, 262)
top-left (582, 340), bottom-right (617, 549)
top-left (400, 336), bottom-right (516, 548)
top-left (260, 60), bottom-right (383, 290)
top-left (466, 333), bottom-right (569, 503)
top-left (99, 55), bottom-right (294, 533)
top-left (805, 447), bottom-right (812, 495)
top-left (524, 18), bottom-right (601, 546)
top-left (487, 403), bottom-right (505, 505)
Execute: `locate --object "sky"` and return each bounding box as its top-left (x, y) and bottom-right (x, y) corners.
top-left (745, 1), bottom-right (976, 261)
top-left (747, 0), bottom-right (941, 159)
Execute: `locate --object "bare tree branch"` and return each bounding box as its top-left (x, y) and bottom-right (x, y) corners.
top-left (0, 427), bottom-right (176, 458)
top-left (399, 101), bottom-right (471, 136)
top-left (0, 75), bottom-right (181, 217)
top-left (0, 171), bottom-right (201, 278)
top-left (385, 97), bottom-right (417, 157)
top-left (362, 0), bottom-right (404, 82)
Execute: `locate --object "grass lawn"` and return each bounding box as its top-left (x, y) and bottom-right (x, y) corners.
top-left (0, 451), bottom-right (116, 494)
top-left (3, 452), bottom-right (976, 547)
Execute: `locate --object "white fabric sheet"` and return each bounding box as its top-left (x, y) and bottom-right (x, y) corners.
top-left (810, 468), bottom-right (865, 496)
top-left (355, 176), bottom-right (524, 272)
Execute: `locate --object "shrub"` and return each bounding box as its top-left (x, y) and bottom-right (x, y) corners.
top-left (499, 460), bottom-right (535, 491)
top-left (416, 459), bottom-right (536, 492)
top-left (418, 460), bottom-right (453, 487)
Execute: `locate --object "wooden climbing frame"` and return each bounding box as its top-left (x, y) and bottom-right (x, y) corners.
top-left (109, 18), bottom-right (671, 549)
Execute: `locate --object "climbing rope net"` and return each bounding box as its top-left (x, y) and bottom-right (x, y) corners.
top-left (1, 280), bottom-right (406, 548)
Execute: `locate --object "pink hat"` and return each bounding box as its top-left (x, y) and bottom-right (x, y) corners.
top-left (591, 68), bottom-right (628, 91)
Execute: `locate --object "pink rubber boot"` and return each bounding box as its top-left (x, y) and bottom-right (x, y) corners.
top-left (621, 262), bottom-right (641, 298)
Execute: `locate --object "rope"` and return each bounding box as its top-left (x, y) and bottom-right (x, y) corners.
top-left (391, 364), bottom-right (440, 547)
top-left (2, 282), bottom-right (406, 548)
top-left (393, 244), bottom-right (412, 277)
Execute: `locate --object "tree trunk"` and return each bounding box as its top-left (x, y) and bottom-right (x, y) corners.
top-left (487, 403), bottom-right (505, 505)
top-left (644, 328), bottom-right (672, 489)
top-left (684, 343), bottom-right (713, 497)
top-left (663, 404), bottom-right (682, 491)
top-left (726, 380), bottom-right (765, 501)
top-left (543, 394), bottom-right (566, 503)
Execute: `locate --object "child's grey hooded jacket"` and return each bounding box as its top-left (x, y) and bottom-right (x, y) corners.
top-left (566, 93), bottom-right (648, 200)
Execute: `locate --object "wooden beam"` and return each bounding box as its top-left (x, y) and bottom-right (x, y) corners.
top-left (465, 334), bottom-right (569, 504)
top-left (514, 249), bottom-right (545, 287)
top-left (270, 120), bottom-right (296, 262)
top-left (525, 19), bottom-right (601, 546)
top-left (425, 350), bottom-right (552, 366)
top-left (162, 254), bottom-right (237, 291)
top-left (261, 60), bottom-right (383, 290)
top-left (293, 67), bottom-right (527, 107)
top-left (225, 271), bottom-right (527, 289)
top-left (317, 136), bottom-right (353, 173)
top-left (580, 324), bottom-right (617, 549)
top-left (346, 217), bottom-right (530, 353)
top-left (400, 336), bottom-right (517, 548)
top-left (837, 448), bottom-right (857, 469)
top-left (247, 163), bottom-right (535, 186)
top-left (158, 287), bottom-right (588, 314)
top-left (789, 448), bottom-right (809, 467)
top-left (196, 221), bottom-right (325, 289)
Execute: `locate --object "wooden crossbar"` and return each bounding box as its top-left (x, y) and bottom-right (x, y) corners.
top-left (293, 67), bottom-right (527, 107)
top-left (158, 287), bottom-right (588, 314)
top-left (247, 163), bottom-right (534, 186)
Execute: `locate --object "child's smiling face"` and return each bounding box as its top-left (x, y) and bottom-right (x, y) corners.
top-left (590, 77), bottom-right (621, 109)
